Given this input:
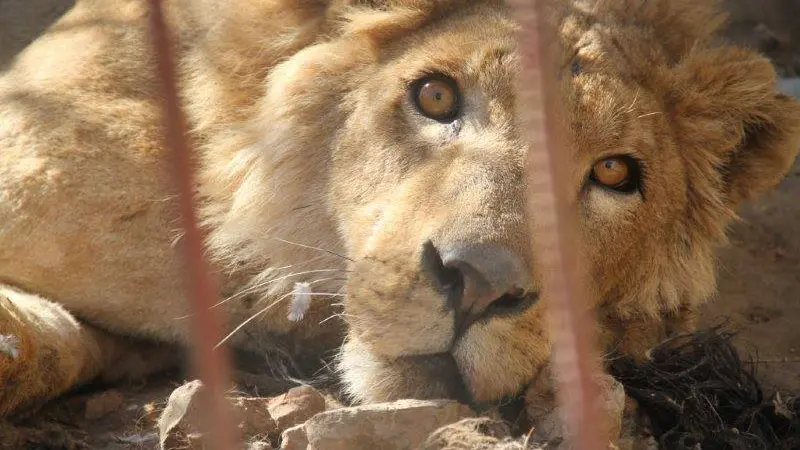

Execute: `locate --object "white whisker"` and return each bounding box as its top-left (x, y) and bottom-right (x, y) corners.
top-left (215, 290), bottom-right (294, 349)
top-left (273, 237), bottom-right (354, 262)
top-left (319, 312), bottom-right (356, 325)
top-left (227, 269), bottom-right (346, 303)
top-left (637, 111), bottom-right (662, 119)
top-left (625, 87), bottom-right (640, 113)
top-left (174, 268), bottom-right (348, 320)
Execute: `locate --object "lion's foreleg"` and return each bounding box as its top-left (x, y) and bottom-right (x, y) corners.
top-left (0, 286), bottom-right (168, 416)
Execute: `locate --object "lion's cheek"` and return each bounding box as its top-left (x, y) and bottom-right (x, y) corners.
top-left (348, 308), bottom-right (455, 358)
top-left (453, 312), bottom-right (551, 403)
top-left (345, 266), bottom-right (456, 357)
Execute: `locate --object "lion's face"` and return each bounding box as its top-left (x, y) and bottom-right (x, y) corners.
top-left (329, 6), bottom-right (541, 403)
top-left (243, 0), bottom-right (799, 405)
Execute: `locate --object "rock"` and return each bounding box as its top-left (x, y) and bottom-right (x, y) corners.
top-left (522, 366), bottom-right (558, 439)
top-left (279, 399), bottom-right (474, 450)
top-left (525, 374), bottom-right (626, 448)
top-left (595, 374), bottom-right (627, 440)
top-left (321, 392), bottom-right (345, 411)
top-left (158, 380), bottom-right (278, 449)
top-left (233, 397), bottom-right (277, 436)
top-left (84, 390), bottom-right (124, 420)
top-left (268, 385), bottom-right (326, 432)
top-left (158, 380), bottom-right (206, 450)
top-left (280, 424), bottom-right (309, 450)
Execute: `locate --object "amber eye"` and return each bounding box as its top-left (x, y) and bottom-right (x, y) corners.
top-left (590, 156), bottom-right (641, 193)
top-left (412, 75), bottom-right (460, 122)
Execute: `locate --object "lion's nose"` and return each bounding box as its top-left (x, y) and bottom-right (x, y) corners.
top-left (421, 241), bottom-right (530, 332)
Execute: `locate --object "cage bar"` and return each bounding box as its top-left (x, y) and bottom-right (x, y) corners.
top-left (146, 0), bottom-right (240, 448)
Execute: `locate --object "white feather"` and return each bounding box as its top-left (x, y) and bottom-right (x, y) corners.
top-left (0, 334), bottom-right (20, 360)
top-left (288, 282), bottom-right (312, 322)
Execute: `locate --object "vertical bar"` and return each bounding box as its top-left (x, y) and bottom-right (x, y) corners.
top-left (509, 0), bottom-right (609, 448)
top-left (145, 1), bottom-right (240, 449)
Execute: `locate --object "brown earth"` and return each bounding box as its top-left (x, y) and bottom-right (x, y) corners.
top-left (721, 0), bottom-right (800, 76)
top-left (1, 1), bottom-right (798, 448)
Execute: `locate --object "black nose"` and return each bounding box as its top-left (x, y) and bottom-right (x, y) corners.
top-left (421, 241), bottom-right (532, 334)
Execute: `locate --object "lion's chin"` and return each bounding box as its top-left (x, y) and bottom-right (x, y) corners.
top-left (337, 338), bottom-right (534, 429)
top-left (338, 336), bottom-right (471, 405)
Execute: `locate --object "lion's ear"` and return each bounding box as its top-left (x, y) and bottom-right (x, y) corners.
top-left (668, 46), bottom-right (800, 206)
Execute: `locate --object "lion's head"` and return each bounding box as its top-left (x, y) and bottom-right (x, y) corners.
top-left (201, 0), bottom-right (800, 406)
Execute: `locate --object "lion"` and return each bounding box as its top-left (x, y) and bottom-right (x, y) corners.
top-left (1, 0), bottom-right (798, 423)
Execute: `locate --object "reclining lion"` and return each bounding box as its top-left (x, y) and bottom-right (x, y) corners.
top-left (1, 0), bottom-right (798, 418)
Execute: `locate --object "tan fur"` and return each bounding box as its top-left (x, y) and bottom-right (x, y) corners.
top-left (0, 0), bottom-right (798, 415)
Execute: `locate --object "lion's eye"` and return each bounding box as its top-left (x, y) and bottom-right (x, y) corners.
top-left (570, 58), bottom-right (582, 76)
top-left (590, 156), bottom-right (641, 193)
top-left (412, 75), bottom-right (460, 122)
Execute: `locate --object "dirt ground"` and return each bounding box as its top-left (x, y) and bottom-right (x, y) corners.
top-left (1, 1), bottom-right (798, 449)
top-left (704, 0), bottom-right (800, 397)
top-left (698, 159), bottom-right (800, 395)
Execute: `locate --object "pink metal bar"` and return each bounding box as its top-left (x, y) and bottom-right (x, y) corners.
top-left (145, 1), bottom-right (240, 448)
top-left (509, 0), bottom-right (610, 448)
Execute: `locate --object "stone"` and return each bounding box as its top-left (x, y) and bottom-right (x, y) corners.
top-left (84, 390), bottom-right (124, 420)
top-left (280, 424), bottom-right (309, 450)
top-left (158, 380), bottom-right (279, 449)
top-left (158, 380), bottom-right (206, 450)
top-left (232, 397), bottom-right (277, 436)
top-left (267, 385), bottom-right (326, 432)
top-left (525, 374), bottom-right (627, 448)
top-left (596, 375), bottom-right (627, 441)
top-left (279, 399), bottom-right (474, 450)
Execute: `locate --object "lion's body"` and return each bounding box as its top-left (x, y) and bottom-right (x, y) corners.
top-left (0, 0), bottom-right (349, 413)
top-left (1, 0), bottom-right (186, 343)
top-left (1, 0), bottom-right (798, 419)
top-left (0, 0), bottom-right (354, 342)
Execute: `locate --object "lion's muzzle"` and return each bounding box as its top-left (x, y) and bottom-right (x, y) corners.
top-left (420, 240), bottom-right (537, 338)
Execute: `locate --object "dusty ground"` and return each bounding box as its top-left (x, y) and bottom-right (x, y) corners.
top-left (1, 1), bottom-right (798, 449)
top-left (698, 159), bottom-right (800, 394)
